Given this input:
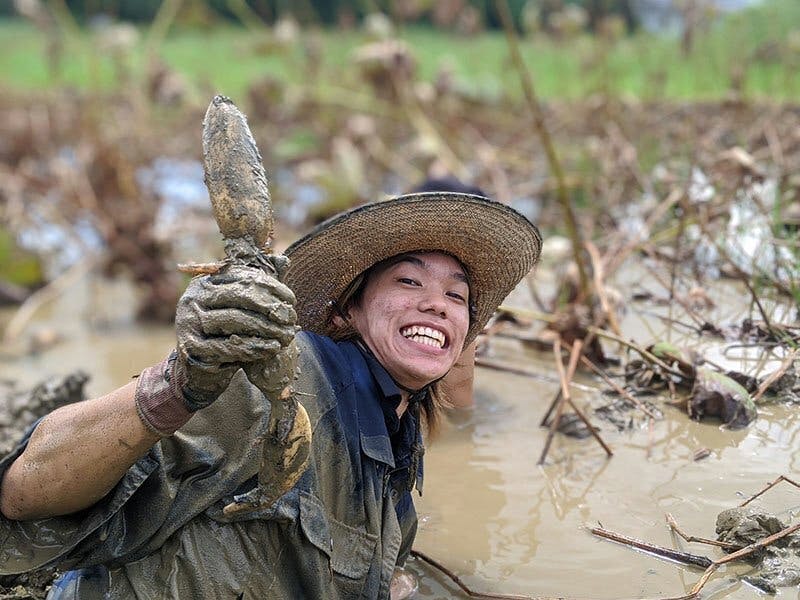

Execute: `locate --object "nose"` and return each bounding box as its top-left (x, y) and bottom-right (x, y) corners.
top-left (418, 289), bottom-right (448, 318)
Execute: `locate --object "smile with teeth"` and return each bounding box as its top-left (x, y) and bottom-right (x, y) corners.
top-left (400, 325), bottom-right (446, 349)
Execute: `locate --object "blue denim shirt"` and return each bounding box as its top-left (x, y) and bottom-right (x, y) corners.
top-left (0, 332), bottom-right (424, 599)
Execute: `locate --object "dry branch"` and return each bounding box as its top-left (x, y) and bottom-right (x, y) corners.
top-left (539, 340), bottom-right (612, 463)
top-left (3, 257), bottom-right (96, 343)
top-left (538, 339), bottom-right (581, 464)
top-left (579, 354), bottom-right (661, 420)
top-left (585, 241), bottom-right (622, 336)
top-left (495, 0), bottom-right (589, 300)
top-left (589, 525), bottom-right (713, 569)
top-left (739, 475), bottom-right (800, 508)
top-left (665, 513), bottom-right (740, 551)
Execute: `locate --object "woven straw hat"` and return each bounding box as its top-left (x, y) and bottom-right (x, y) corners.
top-left (284, 192), bottom-right (542, 347)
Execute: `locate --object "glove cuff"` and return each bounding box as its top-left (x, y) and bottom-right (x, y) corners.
top-left (134, 351), bottom-right (194, 436)
top-left (171, 354), bottom-right (222, 411)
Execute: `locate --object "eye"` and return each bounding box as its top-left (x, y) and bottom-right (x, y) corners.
top-left (447, 291), bottom-right (467, 303)
top-left (398, 277), bottom-right (420, 286)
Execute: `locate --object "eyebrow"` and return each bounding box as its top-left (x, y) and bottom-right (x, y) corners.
top-left (396, 256), bottom-right (469, 285)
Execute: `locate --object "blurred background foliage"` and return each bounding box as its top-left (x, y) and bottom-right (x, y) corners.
top-left (0, 0), bottom-right (637, 31)
top-left (0, 0), bottom-right (797, 100)
top-left (1, 0), bottom-right (799, 324)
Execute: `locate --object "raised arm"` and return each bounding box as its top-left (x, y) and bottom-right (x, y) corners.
top-left (0, 261), bottom-right (297, 521)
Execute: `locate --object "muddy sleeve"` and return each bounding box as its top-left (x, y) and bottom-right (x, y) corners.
top-left (0, 420), bottom-right (159, 574)
top-left (0, 369), bottom-right (272, 575)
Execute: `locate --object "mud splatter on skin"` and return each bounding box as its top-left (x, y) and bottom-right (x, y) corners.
top-left (193, 96), bottom-right (311, 516)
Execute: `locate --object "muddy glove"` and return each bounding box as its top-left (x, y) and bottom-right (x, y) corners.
top-left (174, 261), bottom-right (297, 410)
top-left (134, 258), bottom-right (297, 436)
top-left (243, 338), bottom-right (299, 400)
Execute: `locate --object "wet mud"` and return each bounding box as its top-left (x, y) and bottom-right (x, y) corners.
top-left (716, 506), bottom-right (800, 593)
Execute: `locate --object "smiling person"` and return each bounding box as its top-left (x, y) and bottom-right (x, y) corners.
top-left (0, 192), bottom-right (541, 599)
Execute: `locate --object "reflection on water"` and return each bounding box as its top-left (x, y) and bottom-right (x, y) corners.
top-left (1, 268), bottom-right (799, 599)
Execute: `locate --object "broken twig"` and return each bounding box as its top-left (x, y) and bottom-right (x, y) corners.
top-left (739, 474), bottom-right (800, 507)
top-left (410, 549), bottom-right (541, 600)
top-left (538, 339), bottom-right (582, 464)
top-left (589, 525), bottom-right (713, 569)
top-left (665, 513), bottom-right (740, 551)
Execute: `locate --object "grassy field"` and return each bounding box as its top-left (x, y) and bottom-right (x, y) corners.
top-left (0, 0), bottom-right (798, 102)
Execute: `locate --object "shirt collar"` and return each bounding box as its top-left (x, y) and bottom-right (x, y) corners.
top-left (346, 339), bottom-right (426, 493)
top-left (335, 339), bottom-right (397, 468)
top-left (354, 340), bottom-right (404, 401)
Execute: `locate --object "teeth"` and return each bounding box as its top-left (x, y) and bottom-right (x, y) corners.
top-left (401, 326), bottom-right (445, 348)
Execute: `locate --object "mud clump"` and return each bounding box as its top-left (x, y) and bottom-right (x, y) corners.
top-left (716, 506), bottom-right (800, 592)
top-left (0, 568), bottom-right (57, 599)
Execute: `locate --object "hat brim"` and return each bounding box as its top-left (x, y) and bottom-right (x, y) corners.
top-left (284, 192), bottom-right (542, 347)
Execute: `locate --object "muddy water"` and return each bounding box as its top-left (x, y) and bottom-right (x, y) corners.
top-left (1, 267), bottom-right (798, 599)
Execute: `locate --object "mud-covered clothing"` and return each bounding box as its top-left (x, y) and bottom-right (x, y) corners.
top-left (0, 331), bottom-right (424, 599)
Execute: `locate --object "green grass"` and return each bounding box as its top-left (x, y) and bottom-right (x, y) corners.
top-left (0, 0), bottom-right (798, 101)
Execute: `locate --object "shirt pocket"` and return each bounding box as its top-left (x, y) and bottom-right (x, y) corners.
top-left (299, 491), bottom-right (378, 586)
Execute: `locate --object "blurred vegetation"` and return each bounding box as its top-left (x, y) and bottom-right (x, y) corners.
top-left (0, 0), bottom-right (633, 32)
top-left (1, 0), bottom-right (799, 325)
top-left (0, 0), bottom-right (797, 101)
top-left (0, 230), bottom-right (42, 287)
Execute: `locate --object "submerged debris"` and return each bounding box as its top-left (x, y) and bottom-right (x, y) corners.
top-left (593, 476), bottom-right (800, 597)
top-left (689, 368), bottom-right (757, 429)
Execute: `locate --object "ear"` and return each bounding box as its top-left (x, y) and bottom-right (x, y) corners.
top-left (331, 313), bottom-right (349, 329)
top-left (328, 311), bottom-right (357, 341)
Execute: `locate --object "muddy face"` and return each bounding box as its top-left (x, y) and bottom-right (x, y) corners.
top-left (346, 252), bottom-right (470, 390)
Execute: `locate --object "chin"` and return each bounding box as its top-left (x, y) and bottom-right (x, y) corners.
top-left (407, 365), bottom-right (451, 388)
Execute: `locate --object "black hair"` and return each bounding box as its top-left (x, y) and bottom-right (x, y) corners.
top-left (409, 176), bottom-right (486, 198)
